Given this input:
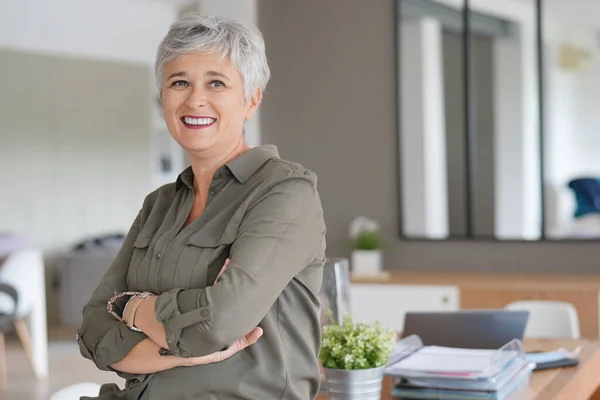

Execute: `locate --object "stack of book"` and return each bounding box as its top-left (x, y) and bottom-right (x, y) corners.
top-left (384, 336), bottom-right (535, 399)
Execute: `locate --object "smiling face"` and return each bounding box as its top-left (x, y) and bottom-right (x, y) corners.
top-left (161, 52), bottom-right (261, 157)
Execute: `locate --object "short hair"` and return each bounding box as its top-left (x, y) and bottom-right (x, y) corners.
top-left (155, 13), bottom-right (270, 102)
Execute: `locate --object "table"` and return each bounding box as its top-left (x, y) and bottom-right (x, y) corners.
top-left (317, 339), bottom-right (600, 400)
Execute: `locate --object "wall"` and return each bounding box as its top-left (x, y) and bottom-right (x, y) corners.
top-left (0, 0), bottom-right (182, 190)
top-left (0, 0), bottom-right (178, 323)
top-left (258, 0), bottom-right (600, 273)
top-left (0, 0), bottom-right (176, 66)
top-left (0, 49), bottom-right (153, 323)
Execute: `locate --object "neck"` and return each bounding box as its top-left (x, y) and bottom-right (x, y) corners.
top-left (189, 137), bottom-right (250, 192)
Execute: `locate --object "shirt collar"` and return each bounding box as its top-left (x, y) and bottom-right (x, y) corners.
top-left (176, 145), bottom-right (280, 190)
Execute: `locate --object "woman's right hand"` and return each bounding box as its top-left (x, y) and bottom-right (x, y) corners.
top-left (183, 327), bottom-right (263, 366)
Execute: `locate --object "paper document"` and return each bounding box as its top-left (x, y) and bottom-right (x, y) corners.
top-left (387, 346), bottom-right (500, 375)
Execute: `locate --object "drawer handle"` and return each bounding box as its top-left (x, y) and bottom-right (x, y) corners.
top-left (441, 295), bottom-right (449, 304)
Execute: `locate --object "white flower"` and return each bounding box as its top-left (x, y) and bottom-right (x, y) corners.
top-left (349, 216), bottom-right (379, 239)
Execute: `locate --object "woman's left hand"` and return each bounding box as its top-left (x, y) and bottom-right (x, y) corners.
top-left (183, 326), bottom-right (264, 366)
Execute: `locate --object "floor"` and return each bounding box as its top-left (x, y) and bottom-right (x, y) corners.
top-left (2, 326), bottom-right (121, 400)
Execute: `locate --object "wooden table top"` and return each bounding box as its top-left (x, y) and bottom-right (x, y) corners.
top-left (317, 339), bottom-right (600, 400)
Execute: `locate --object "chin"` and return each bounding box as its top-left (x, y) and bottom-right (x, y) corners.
top-left (180, 137), bottom-right (219, 153)
top-left (172, 127), bottom-right (217, 151)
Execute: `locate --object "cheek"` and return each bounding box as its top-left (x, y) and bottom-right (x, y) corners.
top-left (215, 97), bottom-right (249, 124)
top-left (161, 92), bottom-right (184, 118)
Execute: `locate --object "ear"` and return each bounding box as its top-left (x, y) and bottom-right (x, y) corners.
top-left (244, 88), bottom-right (262, 121)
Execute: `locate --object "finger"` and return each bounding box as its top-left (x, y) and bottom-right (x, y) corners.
top-left (220, 328), bottom-right (263, 359)
top-left (217, 258), bottom-right (231, 279)
top-left (212, 328), bottom-right (263, 360)
top-left (243, 327), bottom-right (263, 345)
top-left (188, 328), bottom-right (263, 365)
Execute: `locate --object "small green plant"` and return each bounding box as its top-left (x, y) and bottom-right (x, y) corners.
top-left (352, 231), bottom-right (383, 250)
top-left (349, 216), bottom-right (383, 250)
top-left (320, 313), bottom-right (396, 370)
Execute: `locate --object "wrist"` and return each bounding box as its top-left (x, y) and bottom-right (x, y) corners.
top-left (124, 292), bottom-right (153, 331)
top-left (179, 357), bottom-right (194, 367)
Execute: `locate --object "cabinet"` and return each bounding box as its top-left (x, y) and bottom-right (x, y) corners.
top-left (350, 272), bottom-right (600, 339)
top-left (349, 283), bottom-right (459, 332)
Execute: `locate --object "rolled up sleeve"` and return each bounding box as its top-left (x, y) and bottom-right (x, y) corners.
top-left (154, 171), bottom-right (325, 357)
top-left (77, 211), bottom-right (148, 371)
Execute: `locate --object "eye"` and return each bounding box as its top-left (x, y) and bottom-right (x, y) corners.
top-left (209, 80), bottom-right (225, 88)
top-left (171, 80), bottom-right (189, 87)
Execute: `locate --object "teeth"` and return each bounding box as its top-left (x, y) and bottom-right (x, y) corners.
top-left (183, 117), bottom-right (215, 126)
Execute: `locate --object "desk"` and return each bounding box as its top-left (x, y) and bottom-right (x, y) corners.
top-left (317, 339), bottom-right (600, 400)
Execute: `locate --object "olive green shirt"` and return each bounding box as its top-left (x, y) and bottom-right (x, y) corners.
top-left (77, 145), bottom-right (326, 400)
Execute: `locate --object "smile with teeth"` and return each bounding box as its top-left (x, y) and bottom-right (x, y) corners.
top-left (182, 116), bottom-right (216, 126)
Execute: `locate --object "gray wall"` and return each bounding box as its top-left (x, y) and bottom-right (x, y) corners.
top-left (258, 0), bottom-right (600, 273)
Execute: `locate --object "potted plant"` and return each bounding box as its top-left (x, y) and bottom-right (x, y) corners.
top-left (320, 313), bottom-right (396, 399)
top-left (349, 216), bottom-right (384, 276)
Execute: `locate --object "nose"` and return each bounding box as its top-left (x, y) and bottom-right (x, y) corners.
top-left (185, 86), bottom-right (207, 109)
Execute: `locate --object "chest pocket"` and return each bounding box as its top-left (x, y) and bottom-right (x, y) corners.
top-left (127, 232), bottom-right (154, 291)
top-left (186, 228), bottom-right (236, 288)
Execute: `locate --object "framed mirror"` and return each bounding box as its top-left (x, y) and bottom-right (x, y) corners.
top-left (541, 0), bottom-right (600, 240)
top-left (396, 0), bottom-right (599, 241)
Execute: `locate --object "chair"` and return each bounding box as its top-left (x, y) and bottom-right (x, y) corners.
top-left (0, 248), bottom-right (48, 378)
top-left (50, 382), bottom-right (102, 400)
top-left (0, 283), bottom-right (18, 389)
top-left (505, 300), bottom-right (581, 339)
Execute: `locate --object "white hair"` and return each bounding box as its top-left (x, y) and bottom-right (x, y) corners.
top-left (155, 13), bottom-right (270, 102)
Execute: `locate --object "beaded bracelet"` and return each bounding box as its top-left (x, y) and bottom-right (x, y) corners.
top-left (107, 291), bottom-right (152, 332)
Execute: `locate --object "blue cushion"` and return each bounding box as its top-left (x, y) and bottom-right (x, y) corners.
top-left (568, 178), bottom-right (600, 218)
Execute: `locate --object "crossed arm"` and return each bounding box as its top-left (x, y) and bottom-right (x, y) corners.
top-left (111, 260), bottom-right (263, 374)
top-left (77, 176), bottom-right (323, 375)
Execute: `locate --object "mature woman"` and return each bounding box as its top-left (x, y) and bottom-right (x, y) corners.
top-left (77, 14), bottom-right (326, 400)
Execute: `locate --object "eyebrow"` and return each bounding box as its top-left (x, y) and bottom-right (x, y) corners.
top-left (206, 70), bottom-right (230, 81)
top-left (166, 70), bottom-right (230, 81)
top-left (166, 71), bottom-right (187, 81)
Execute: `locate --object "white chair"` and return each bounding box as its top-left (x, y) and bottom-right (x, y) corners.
top-left (0, 248), bottom-right (48, 378)
top-left (505, 300), bottom-right (581, 339)
top-left (50, 382), bottom-right (102, 400)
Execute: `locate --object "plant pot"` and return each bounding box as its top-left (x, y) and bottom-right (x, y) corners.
top-left (351, 250), bottom-right (382, 276)
top-left (322, 366), bottom-right (386, 400)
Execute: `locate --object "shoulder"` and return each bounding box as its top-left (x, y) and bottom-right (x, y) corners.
top-left (139, 182), bottom-right (178, 220)
top-left (257, 157), bottom-right (319, 191)
top-left (244, 158), bottom-right (323, 217)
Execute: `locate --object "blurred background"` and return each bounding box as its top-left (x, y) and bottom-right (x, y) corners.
top-left (0, 0), bottom-right (599, 399)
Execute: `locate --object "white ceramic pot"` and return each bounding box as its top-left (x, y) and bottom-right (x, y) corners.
top-left (351, 250), bottom-right (382, 276)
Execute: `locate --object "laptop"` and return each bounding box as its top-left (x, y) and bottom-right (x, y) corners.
top-left (402, 310), bottom-right (529, 349)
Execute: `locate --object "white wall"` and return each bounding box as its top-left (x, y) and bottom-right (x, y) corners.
top-left (0, 0), bottom-right (176, 66)
top-left (0, 0), bottom-right (182, 191)
top-left (0, 50), bottom-right (152, 254)
top-left (0, 0), bottom-right (178, 247)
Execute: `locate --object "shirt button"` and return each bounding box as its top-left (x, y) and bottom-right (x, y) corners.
top-left (156, 252), bottom-right (162, 260)
top-left (210, 189), bottom-right (217, 195)
top-left (200, 309), bottom-right (209, 318)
